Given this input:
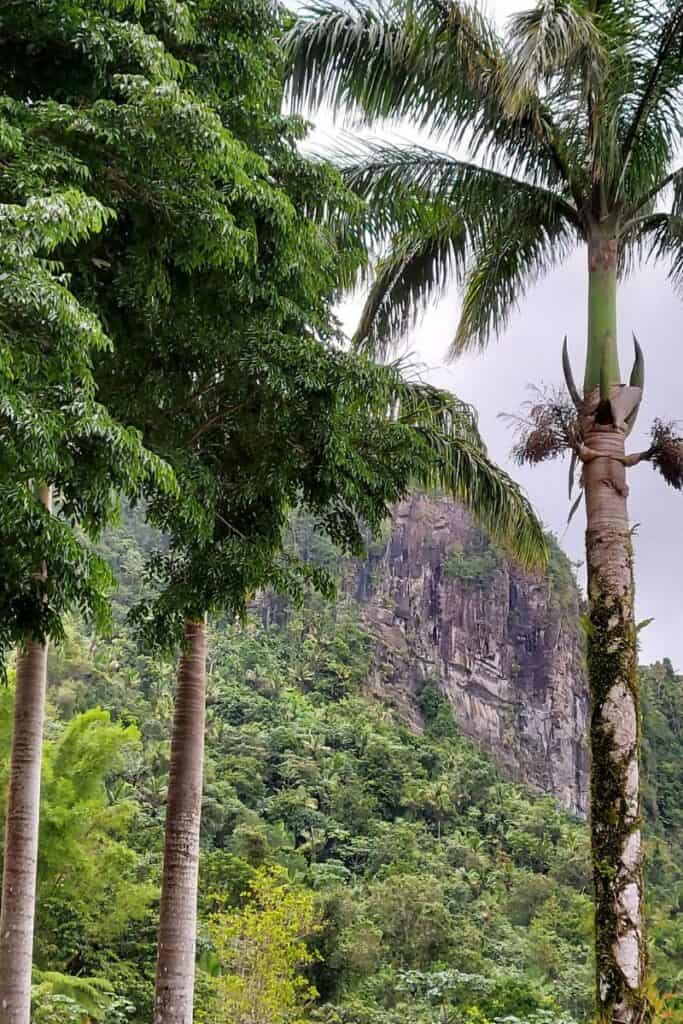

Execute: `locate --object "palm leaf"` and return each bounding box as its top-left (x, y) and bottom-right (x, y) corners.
top-left (626, 162), bottom-right (683, 220)
top-left (505, 0), bottom-right (607, 95)
top-left (337, 138), bottom-right (580, 224)
top-left (387, 373), bottom-right (548, 568)
top-left (620, 1), bottom-right (683, 167)
top-left (285, 0), bottom-right (427, 120)
top-left (621, 211), bottom-right (683, 293)
top-left (340, 139), bottom-right (581, 356)
top-left (285, 0), bottom-right (576, 191)
top-left (452, 196), bottom-right (578, 354)
top-left (352, 205), bottom-right (468, 356)
top-left (418, 427), bottom-right (548, 570)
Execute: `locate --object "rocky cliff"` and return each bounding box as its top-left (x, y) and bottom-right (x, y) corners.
top-left (344, 495), bottom-right (590, 816)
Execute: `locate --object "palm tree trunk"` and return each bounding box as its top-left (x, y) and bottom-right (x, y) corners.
top-left (584, 238), bottom-right (651, 1024)
top-left (153, 618), bottom-right (207, 1024)
top-left (0, 485), bottom-right (52, 1024)
top-left (584, 429), bottom-right (648, 1024)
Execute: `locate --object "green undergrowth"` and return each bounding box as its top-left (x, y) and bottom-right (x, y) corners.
top-left (444, 540), bottom-right (502, 586)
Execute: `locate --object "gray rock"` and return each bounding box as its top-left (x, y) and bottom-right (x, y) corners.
top-left (351, 495), bottom-right (589, 817)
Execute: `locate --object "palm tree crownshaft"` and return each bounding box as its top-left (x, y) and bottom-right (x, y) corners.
top-left (586, 236), bottom-right (620, 394)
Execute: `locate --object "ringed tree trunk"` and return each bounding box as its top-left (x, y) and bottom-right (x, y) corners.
top-left (0, 485), bottom-right (52, 1024)
top-left (583, 236), bottom-right (651, 1024)
top-left (153, 618), bottom-right (208, 1024)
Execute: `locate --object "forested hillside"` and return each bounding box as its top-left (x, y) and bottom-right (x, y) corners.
top-left (292, 494), bottom-right (591, 816)
top-left (4, 0), bottom-right (683, 1020)
top-left (2, 509), bottom-right (680, 1024)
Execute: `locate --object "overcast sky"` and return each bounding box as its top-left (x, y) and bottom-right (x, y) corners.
top-left (294, 0), bottom-right (683, 668)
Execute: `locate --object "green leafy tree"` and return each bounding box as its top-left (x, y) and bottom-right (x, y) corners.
top-left (3, 2), bottom-right (543, 1019)
top-left (7, 1), bottom-right (544, 1019)
top-left (0, 38), bottom-right (174, 1023)
top-left (202, 867), bottom-right (321, 1024)
top-left (285, 1), bottom-right (683, 1019)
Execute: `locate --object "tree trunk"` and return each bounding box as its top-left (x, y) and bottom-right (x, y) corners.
top-left (0, 486), bottom-right (52, 1024)
top-left (153, 618), bottom-right (208, 1024)
top-left (584, 237), bottom-right (651, 1024)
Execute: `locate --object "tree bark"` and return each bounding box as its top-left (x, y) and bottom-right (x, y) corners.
top-left (153, 618), bottom-right (208, 1024)
top-left (0, 485), bottom-right (52, 1024)
top-left (584, 237), bottom-right (651, 1024)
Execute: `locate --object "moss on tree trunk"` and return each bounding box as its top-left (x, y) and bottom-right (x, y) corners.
top-left (583, 238), bottom-right (652, 1023)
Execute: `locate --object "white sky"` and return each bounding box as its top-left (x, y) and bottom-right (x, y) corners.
top-left (292, 0), bottom-right (683, 668)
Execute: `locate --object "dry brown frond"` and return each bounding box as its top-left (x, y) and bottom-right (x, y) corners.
top-left (650, 419), bottom-right (683, 489)
top-left (504, 387), bottom-right (581, 466)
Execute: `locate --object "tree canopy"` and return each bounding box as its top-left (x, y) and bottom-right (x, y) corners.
top-left (1, 0), bottom-right (546, 655)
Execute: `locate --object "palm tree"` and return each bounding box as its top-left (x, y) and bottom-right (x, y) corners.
top-left (153, 619), bottom-right (208, 1024)
top-left (0, 485), bottom-right (52, 1024)
top-left (285, 2), bottom-right (683, 1020)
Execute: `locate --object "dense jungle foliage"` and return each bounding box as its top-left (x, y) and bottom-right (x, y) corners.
top-left (0, 512), bottom-right (679, 1024)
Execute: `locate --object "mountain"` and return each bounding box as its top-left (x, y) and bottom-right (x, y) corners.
top-left (281, 494), bottom-right (589, 815)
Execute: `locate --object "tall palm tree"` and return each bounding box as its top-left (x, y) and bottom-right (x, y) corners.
top-left (0, 485), bottom-right (52, 1024)
top-left (153, 618), bottom-right (208, 1024)
top-left (286, 2), bottom-right (683, 1021)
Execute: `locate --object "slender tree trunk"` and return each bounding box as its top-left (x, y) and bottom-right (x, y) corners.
top-left (0, 485), bottom-right (52, 1024)
top-left (153, 618), bottom-right (207, 1024)
top-left (583, 238), bottom-right (651, 1024)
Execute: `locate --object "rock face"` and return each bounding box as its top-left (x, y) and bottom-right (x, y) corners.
top-left (349, 494), bottom-right (590, 817)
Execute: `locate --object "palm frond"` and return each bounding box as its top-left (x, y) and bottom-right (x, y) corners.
top-left (285, 0), bottom-right (577, 192)
top-left (620, 1), bottom-right (683, 169)
top-left (285, 0), bottom-right (409, 119)
top-left (387, 370), bottom-right (484, 444)
top-left (428, 432), bottom-right (547, 569)
top-left (337, 138), bottom-right (580, 224)
top-left (626, 163), bottom-right (683, 220)
top-left (389, 374), bottom-right (548, 569)
top-left (505, 0), bottom-right (606, 95)
top-left (506, 0), bottom-right (625, 194)
top-left (606, 0), bottom-right (683, 209)
top-left (618, 113), bottom-right (679, 210)
top-left (352, 204), bottom-right (467, 357)
top-left (343, 139), bottom-right (581, 356)
top-left (452, 202), bottom-right (578, 354)
top-left (620, 211), bottom-right (683, 292)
